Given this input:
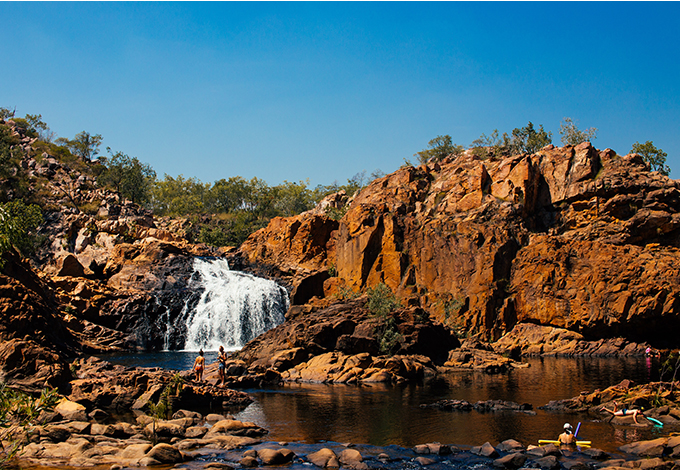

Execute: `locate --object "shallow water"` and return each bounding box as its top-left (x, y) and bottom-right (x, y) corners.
top-left (98, 352), bottom-right (671, 453)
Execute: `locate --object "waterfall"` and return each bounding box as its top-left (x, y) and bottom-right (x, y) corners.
top-left (180, 258), bottom-right (289, 351)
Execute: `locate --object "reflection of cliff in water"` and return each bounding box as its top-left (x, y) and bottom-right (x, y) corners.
top-left (235, 357), bottom-right (663, 452)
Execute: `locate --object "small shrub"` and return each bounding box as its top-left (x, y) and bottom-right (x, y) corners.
top-left (333, 287), bottom-right (359, 301)
top-left (367, 283), bottom-right (400, 319)
top-left (325, 205), bottom-right (347, 221)
top-left (367, 283), bottom-right (403, 356)
top-left (378, 318), bottom-right (403, 356)
top-left (0, 384), bottom-right (60, 466)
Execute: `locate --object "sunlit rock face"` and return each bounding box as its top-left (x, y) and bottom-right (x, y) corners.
top-left (237, 143), bottom-right (680, 346)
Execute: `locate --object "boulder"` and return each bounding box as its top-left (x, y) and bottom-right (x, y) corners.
top-left (338, 448), bottom-right (363, 466)
top-left (145, 443), bottom-right (183, 463)
top-left (620, 438), bottom-right (668, 457)
top-left (471, 442), bottom-right (499, 458)
top-left (258, 447), bottom-right (295, 465)
top-left (493, 452), bottom-right (527, 469)
top-left (307, 448), bottom-right (340, 468)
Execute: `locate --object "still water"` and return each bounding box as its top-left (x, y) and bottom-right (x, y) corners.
top-left (100, 352), bottom-right (669, 453)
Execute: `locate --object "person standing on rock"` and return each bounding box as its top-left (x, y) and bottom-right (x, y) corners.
top-left (558, 423), bottom-right (576, 446)
top-left (192, 349), bottom-right (205, 382)
top-left (217, 345), bottom-right (227, 387)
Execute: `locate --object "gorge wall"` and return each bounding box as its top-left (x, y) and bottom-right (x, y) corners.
top-left (236, 143), bottom-right (680, 347)
top-left (1, 115), bottom-right (679, 390)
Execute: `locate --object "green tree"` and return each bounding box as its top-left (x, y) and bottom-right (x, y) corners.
top-left (510, 122), bottom-right (552, 154)
top-left (209, 176), bottom-right (250, 213)
top-left (98, 148), bottom-right (156, 204)
top-left (414, 135), bottom-right (464, 164)
top-left (56, 131), bottom-right (103, 161)
top-left (0, 201), bottom-right (43, 268)
top-left (149, 174), bottom-right (209, 216)
top-left (471, 129), bottom-right (512, 158)
top-left (24, 114), bottom-right (55, 143)
top-left (0, 107), bottom-right (16, 121)
top-left (271, 180), bottom-right (316, 217)
top-left (0, 124), bottom-right (23, 179)
top-left (559, 117), bottom-right (597, 146)
top-left (631, 140), bottom-right (670, 176)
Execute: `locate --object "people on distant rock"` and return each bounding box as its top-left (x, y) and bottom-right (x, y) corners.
top-left (645, 347), bottom-right (660, 357)
top-left (217, 345), bottom-right (227, 387)
top-left (192, 349), bottom-right (205, 382)
top-left (600, 401), bottom-right (643, 424)
top-left (558, 423), bottom-right (576, 446)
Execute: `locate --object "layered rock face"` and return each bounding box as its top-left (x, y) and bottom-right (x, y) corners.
top-left (0, 120), bottom-right (224, 388)
top-left (233, 296), bottom-right (459, 383)
top-left (237, 143), bottom-right (680, 347)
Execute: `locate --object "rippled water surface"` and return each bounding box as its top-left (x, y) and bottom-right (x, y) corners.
top-left (100, 353), bottom-right (671, 453)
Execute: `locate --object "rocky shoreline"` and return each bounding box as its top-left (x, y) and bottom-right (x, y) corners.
top-left (6, 356), bottom-right (680, 469)
top-left (14, 402), bottom-right (680, 469)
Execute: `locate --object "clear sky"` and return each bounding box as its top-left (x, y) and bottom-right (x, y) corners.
top-left (2, 2), bottom-right (679, 187)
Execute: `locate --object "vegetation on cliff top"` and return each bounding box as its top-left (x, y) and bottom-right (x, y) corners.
top-left (0, 107), bottom-right (672, 257)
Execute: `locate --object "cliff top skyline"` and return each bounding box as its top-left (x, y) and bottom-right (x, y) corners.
top-left (2, 2), bottom-right (678, 186)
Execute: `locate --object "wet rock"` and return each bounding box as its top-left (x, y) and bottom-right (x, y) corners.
top-left (308, 448), bottom-right (340, 468)
top-left (338, 448), bottom-right (363, 466)
top-left (620, 438), bottom-right (669, 457)
top-left (471, 442), bottom-right (500, 458)
top-left (55, 399), bottom-right (88, 421)
top-left (145, 443), bottom-right (183, 463)
top-left (43, 425), bottom-right (71, 443)
top-left (258, 447), bottom-right (295, 465)
top-left (89, 409), bottom-right (109, 420)
top-left (582, 448), bottom-right (610, 460)
top-left (119, 443), bottom-right (152, 459)
top-left (239, 455), bottom-right (258, 467)
top-left (138, 456), bottom-right (162, 466)
top-left (415, 456), bottom-right (436, 465)
top-left (377, 452), bottom-right (391, 461)
top-left (203, 419), bottom-right (268, 439)
top-left (144, 420), bottom-right (185, 439)
top-left (443, 344), bottom-right (528, 372)
top-left (424, 399), bottom-right (533, 413)
top-left (493, 452), bottom-right (527, 469)
top-left (414, 443), bottom-right (453, 455)
top-left (562, 461), bottom-right (593, 470)
top-left (498, 439), bottom-right (525, 453)
top-left (185, 426), bottom-right (208, 438)
top-left (534, 455), bottom-right (561, 469)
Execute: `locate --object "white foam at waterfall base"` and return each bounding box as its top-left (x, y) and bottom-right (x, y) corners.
top-left (182, 258), bottom-right (288, 352)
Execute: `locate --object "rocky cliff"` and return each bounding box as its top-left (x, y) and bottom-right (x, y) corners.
top-left (0, 119), bottom-right (223, 389)
top-left (236, 143), bottom-right (680, 347)
top-left (1, 116), bottom-right (678, 390)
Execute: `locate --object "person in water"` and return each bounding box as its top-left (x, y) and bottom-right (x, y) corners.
top-left (600, 401), bottom-right (643, 424)
top-left (192, 349), bottom-right (205, 382)
top-left (217, 345), bottom-right (227, 387)
top-left (558, 423), bottom-right (576, 445)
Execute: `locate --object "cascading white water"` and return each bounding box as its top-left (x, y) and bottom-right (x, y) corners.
top-left (181, 258), bottom-right (288, 352)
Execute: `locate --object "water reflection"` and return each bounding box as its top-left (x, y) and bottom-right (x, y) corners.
top-left (99, 352), bottom-right (669, 453)
top-left (235, 357), bottom-right (667, 452)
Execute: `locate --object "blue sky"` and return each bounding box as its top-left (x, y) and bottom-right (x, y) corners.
top-left (2, 2), bottom-right (679, 186)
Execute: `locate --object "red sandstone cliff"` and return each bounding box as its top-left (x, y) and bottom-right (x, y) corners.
top-left (236, 143), bottom-right (680, 347)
